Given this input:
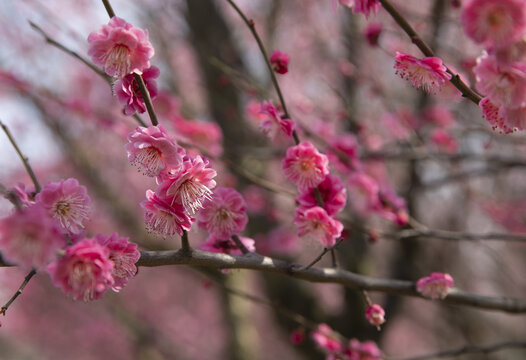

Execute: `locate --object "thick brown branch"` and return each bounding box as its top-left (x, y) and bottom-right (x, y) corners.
top-left (136, 249), bottom-right (526, 314)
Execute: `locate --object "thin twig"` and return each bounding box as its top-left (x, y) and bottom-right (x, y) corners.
top-left (225, 0), bottom-right (299, 144)
top-left (378, 0), bottom-right (483, 105)
top-left (1, 269), bottom-right (36, 316)
top-left (231, 234), bottom-right (250, 254)
top-left (295, 238), bottom-right (344, 271)
top-left (133, 73), bottom-right (158, 126)
top-left (0, 121), bottom-right (41, 193)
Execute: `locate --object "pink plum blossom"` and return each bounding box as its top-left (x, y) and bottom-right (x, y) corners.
top-left (8, 183), bottom-right (35, 208)
top-left (114, 66), bottom-right (160, 115)
top-left (270, 50), bottom-right (290, 74)
top-left (156, 155), bottom-right (217, 214)
top-left (282, 141), bottom-right (329, 191)
top-left (364, 23), bottom-right (382, 46)
top-left (140, 190), bottom-right (194, 237)
top-left (365, 304), bottom-right (386, 329)
top-left (394, 52), bottom-right (452, 93)
top-left (479, 97), bottom-right (513, 133)
top-left (377, 190), bottom-right (409, 226)
top-left (35, 178), bottom-right (91, 235)
top-left (346, 339), bottom-right (382, 360)
top-left (294, 206), bottom-right (343, 247)
top-left (197, 187), bottom-right (248, 238)
top-left (125, 125), bottom-right (184, 177)
top-left (88, 17), bottom-right (154, 78)
top-left (47, 238), bottom-right (114, 301)
top-left (257, 100), bottom-right (294, 139)
top-left (199, 235), bottom-right (255, 255)
top-left (297, 174), bottom-right (347, 216)
top-left (0, 204), bottom-right (64, 269)
top-left (429, 129), bottom-right (459, 154)
top-left (339, 0), bottom-right (380, 19)
top-left (347, 172), bottom-right (381, 216)
top-left (172, 116), bottom-right (224, 157)
top-left (461, 0), bottom-right (526, 49)
top-left (95, 233), bottom-right (140, 291)
top-left (311, 323), bottom-right (343, 355)
top-left (327, 134), bottom-right (361, 173)
top-left (498, 105), bottom-right (526, 131)
top-left (473, 53), bottom-right (526, 108)
top-left (416, 272), bottom-right (454, 299)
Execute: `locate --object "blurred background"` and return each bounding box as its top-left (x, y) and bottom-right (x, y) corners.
top-left (0, 0), bottom-right (525, 359)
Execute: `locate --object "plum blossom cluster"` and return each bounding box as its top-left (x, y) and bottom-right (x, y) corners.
top-left (282, 141), bottom-right (344, 247)
top-left (311, 323), bottom-right (382, 360)
top-left (416, 272), bottom-right (454, 299)
top-left (88, 17), bottom-right (159, 115)
top-left (461, 0), bottom-right (526, 132)
top-left (0, 179), bottom-right (139, 301)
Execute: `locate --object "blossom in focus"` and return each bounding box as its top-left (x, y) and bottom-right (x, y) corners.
top-left (140, 190), bottom-right (194, 237)
top-left (294, 206), bottom-right (343, 247)
top-left (394, 52), bottom-right (452, 93)
top-left (47, 238), bottom-right (114, 301)
top-left (257, 100), bottom-right (294, 139)
top-left (88, 17), bottom-right (154, 78)
top-left (156, 155), bottom-right (217, 214)
top-left (199, 235), bottom-right (255, 255)
top-left (270, 50), bottom-right (290, 74)
top-left (197, 187), bottom-right (248, 239)
top-left (0, 204), bottom-right (64, 269)
top-left (473, 53), bottom-right (526, 108)
top-left (36, 178), bottom-right (91, 235)
top-left (95, 233), bottom-right (140, 291)
top-left (365, 304), bottom-right (386, 329)
top-left (297, 174), bottom-right (347, 216)
top-left (114, 66), bottom-right (160, 115)
top-left (282, 141), bottom-right (329, 191)
top-left (416, 272), bottom-right (454, 299)
top-left (125, 125), bottom-right (184, 177)
top-left (311, 324), bottom-right (342, 355)
top-left (479, 97), bottom-right (512, 133)
top-left (461, 0), bottom-right (526, 49)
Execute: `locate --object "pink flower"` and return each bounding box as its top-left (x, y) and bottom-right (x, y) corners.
top-left (199, 235), bottom-right (255, 255)
top-left (311, 324), bottom-right (342, 355)
top-left (282, 141), bottom-right (329, 191)
top-left (140, 190), bottom-right (193, 237)
top-left (473, 53), bottom-right (526, 108)
top-left (156, 155), bottom-right (217, 214)
top-left (197, 187), bottom-right (248, 238)
top-left (35, 178), bottom-right (91, 235)
top-left (394, 52), bottom-right (452, 93)
top-left (339, 0), bottom-right (380, 19)
top-left (88, 17), bottom-right (154, 78)
top-left (290, 328), bottom-right (306, 345)
top-left (0, 204), bottom-right (64, 269)
top-left (479, 97), bottom-right (513, 133)
top-left (294, 206), bottom-right (343, 247)
top-left (172, 116), bottom-right (224, 157)
top-left (95, 233), bottom-right (140, 291)
top-left (422, 106), bottom-right (456, 128)
top-left (47, 238), bottom-right (114, 301)
top-left (498, 105), bottom-right (526, 131)
top-left (364, 23), bottom-right (382, 46)
top-left (297, 175), bottom-right (347, 216)
top-left (346, 339), bottom-right (382, 360)
top-left (125, 125), bottom-right (184, 177)
top-left (327, 134), bottom-right (361, 174)
top-left (114, 66), bottom-right (160, 115)
top-left (377, 190), bottom-right (409, 226)
top-left (461, 0), bottom-right (526, 49)
top-left (257, 100), bottom-right (294, 139)
top-left (270, 50), bottom-right (290, 74)
top-left (429, 129), bottom-right (459, 154)
top-left (365, 304), bottom-right (386, 329)
top-left (416, 272), bottom-right (454, 299)
top-left (347, 172), bottom-right (381, 216)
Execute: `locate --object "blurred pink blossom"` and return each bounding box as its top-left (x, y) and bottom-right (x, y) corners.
top-left (416, 272), bottom-right (454, 299)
